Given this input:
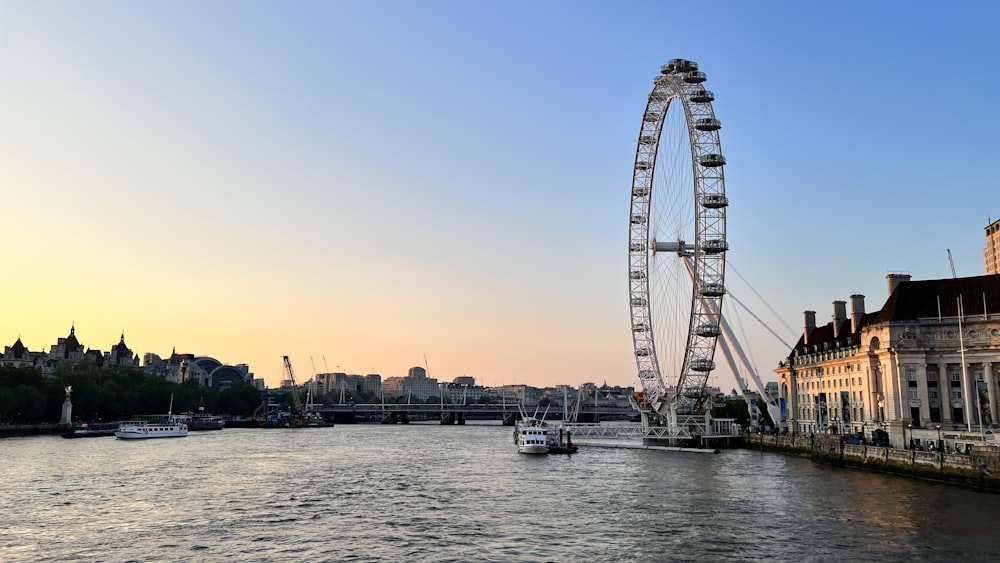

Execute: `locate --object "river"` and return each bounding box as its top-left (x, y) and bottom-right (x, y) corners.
top-left (1, 423), bottom-right (998, 562)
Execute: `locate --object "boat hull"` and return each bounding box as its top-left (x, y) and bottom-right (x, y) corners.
top-left (61, 429), bottom-right (116, 439)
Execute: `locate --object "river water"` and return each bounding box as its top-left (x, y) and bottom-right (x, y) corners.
top-left (1, 423), bottom-right (998, 562)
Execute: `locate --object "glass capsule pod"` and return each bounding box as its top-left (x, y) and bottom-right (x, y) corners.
top-left (689, 90), bottom-right (715, 103)
top-left (695, 118), bottom-right (721, 131)
top-left (700, 194), bottom-right (729, 208)
top-left (699, 153), bottom-right (726, 167)
top-left (703, 239), bottom-right (729, 254)
top-left (695, 324), bottom-right (722, 337)
top-left (683, 71), bottom-right (707, 84)
top-left (690, 358), bottom-right (715, 372)
top-left (700, 283), bottom-right (726, 297)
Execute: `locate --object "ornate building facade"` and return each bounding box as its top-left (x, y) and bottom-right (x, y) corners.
top-left (1, 326), bottom-right (138, 373)
top-left (2, 328), bottom-right (257, 389)
top-left (776, 274), bottom-right (1000, 451)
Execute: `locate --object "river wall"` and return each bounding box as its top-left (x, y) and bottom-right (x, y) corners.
top-left (745, 433), bottom-right (1000, 493)
top-left (0, 423), bottom-right (70, 438)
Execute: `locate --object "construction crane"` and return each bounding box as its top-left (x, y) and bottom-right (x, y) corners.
top-left (947, 249), bottom-right (957, 278)
top-left (282, 355), bottom-right (304, 418)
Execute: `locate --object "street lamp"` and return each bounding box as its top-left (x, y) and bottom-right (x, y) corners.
top-left (936, 424), bottom-right (942, 452)
top-left (907, 423), bottom-right (913, 449)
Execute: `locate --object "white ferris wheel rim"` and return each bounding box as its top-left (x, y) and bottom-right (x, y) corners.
top-left (627, 59), bottom-right (728, 415)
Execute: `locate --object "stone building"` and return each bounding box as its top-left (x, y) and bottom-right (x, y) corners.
top-left (104, 333), bottom-right (140, 368)
top-left (1, 337), bottom-right (45, 368)
top-left (315, 372), bottom-right (383, 397)
top-left (776, 274), bottom-right (1000, 451)
top-left (382, 366), bottom-right (440, 400)
top-left (986, 217), bottom-right (1000, 275)
top-left (1, 326), bottom-right (137, 373)
top-left (142, 349), bottom-right (254, 388)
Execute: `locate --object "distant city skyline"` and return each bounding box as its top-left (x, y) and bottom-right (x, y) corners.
top-left (2, 1), bottom-right (997, 390)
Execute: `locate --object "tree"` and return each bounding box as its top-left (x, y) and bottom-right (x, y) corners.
top-left (14, 384), bottom-right (47, 422)
top-left (218, 381), bottom-right (262, 416)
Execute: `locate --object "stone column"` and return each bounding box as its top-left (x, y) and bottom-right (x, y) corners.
top-left (941, 363), bottom-right (954, 424)
top-left (985, 362), bottom-right (996, 427)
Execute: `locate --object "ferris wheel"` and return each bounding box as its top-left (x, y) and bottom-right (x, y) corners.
top-left (628, 59), bottom-right (728, 427)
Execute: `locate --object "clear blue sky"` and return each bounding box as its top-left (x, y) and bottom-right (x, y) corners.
top-left (1, 1), bottom-right (997, 390)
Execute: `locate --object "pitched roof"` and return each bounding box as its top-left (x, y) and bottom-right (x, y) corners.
top-left (786, 274), bottom-right (1000, 357)
top-left (869, 274), bottom-right (1000, 324)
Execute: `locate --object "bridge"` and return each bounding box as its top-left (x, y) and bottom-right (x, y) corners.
top-left (314, 403), bottom-right (639, 425)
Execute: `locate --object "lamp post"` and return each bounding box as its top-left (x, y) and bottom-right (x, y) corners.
top-left (907, 423), bottom-right (913, 449)
top-left (936, 424), bottom-right (942, 452)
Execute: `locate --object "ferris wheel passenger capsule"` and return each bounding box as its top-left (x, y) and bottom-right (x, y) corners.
top-left (695, 118), bottom-right (722, 131)
top-left (695, 324), bottom-right (722, 337)
top-left (700, 194), bottom-right (729, 208)
top-left (703, 239), bottom-right (729, 254)
top-left (689, 90), bottom-right (715, 103)
top-left (698, 153), bottom-right (726, 167)
top-left (683, 71), bottom-right (707, 84)
top-left (700, 283), bottom-right (726, 297)
top-left (691, 359), bottom-right (716, 372)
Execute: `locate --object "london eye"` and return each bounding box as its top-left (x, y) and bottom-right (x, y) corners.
top-left (628, 59), bottom-right (728, 436)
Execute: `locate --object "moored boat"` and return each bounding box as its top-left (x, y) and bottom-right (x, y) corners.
top-left (514, 405), bottom-right (578, 455)
top-left (515, 417), bottom-right (550, 454)
top-left (171, 399), bottom-right (225, 431)
top-left (115, 420), bottom-right (188, 439)
top-left (116, 393), bottom-right (189, 439)
top-left (61, 423), bottom-right (116, 439)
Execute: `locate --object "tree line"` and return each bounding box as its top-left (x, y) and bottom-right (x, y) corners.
top-left (0, 363), bottom-right (262, 424)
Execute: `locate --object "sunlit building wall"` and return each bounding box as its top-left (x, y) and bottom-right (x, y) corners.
top-left (777, 274), bottom-right (1000, 450)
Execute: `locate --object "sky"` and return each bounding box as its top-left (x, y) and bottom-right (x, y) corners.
top-left (1, 1), bottom-right (998, 391)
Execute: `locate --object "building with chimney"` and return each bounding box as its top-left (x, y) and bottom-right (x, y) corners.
top-left (775, 274), bottom-right (1000, 451)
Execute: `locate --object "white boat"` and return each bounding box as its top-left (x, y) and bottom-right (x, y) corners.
top-left (115, 420), bottom-right (188, 439)
top-left (515, 416), bottom-right (550, 454)
top-left (116, 394), bottom-right (189, 439)
top-left (514, 405), bottom-right (579, 455)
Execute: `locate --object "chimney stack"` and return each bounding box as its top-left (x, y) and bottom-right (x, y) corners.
top-left (850, 293), bottom-right (866, 334)
top-left (886, 273), bottom-right (911, 296)
top-left (803, 310), bottom-right (816, 345)
top-left (832, 300), bottom-right (847, 339)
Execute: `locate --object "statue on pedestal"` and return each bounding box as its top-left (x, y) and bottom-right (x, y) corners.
top-left (60, 386), bottom-right (73, 426)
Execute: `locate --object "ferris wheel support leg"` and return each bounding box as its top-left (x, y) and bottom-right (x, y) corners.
top-left (685, 257), bottom-right (784, 432)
